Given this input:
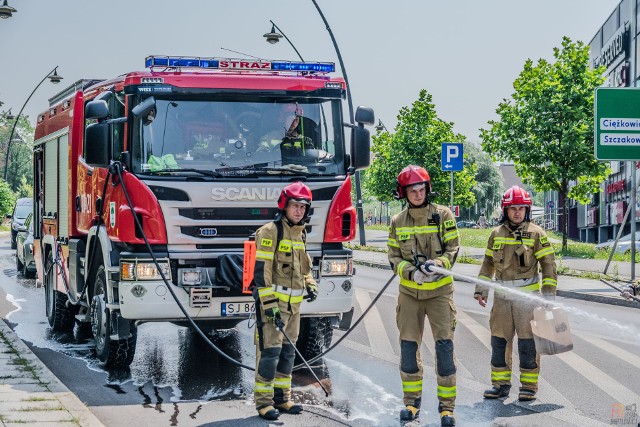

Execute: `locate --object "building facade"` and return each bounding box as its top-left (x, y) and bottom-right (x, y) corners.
top-left (577, 0), bottom-right (640, 243)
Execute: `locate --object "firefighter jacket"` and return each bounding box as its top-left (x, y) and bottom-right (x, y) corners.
top-left (254, 219), bottom-right (316, 310)
top-left (475, 221), bottom-right (557, 301)
top-left (388, 203), bottom-right (460, 299)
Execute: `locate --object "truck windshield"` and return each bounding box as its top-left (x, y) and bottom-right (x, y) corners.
top-left (131, 98), bottom-right (344, 177)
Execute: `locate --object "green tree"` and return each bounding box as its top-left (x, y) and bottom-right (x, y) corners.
top-left (366, 89), bottom-right (476, 208)
top-left (465, 142), bottom-right (504, 218)
top-left (1, 112), bottom-right (34, 192)
top-left (481, 37), bottom-right (608, 251)
top-left (0, 180), bottom-right (16, 218)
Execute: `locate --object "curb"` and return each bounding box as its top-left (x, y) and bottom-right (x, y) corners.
top-left (353, 259), bottom-right (640, 309)
top-left (0, 320), bottom-right (105, 427)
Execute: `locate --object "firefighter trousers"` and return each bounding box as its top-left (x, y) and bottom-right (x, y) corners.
top-left (489, 296), bottom-right (540, 392)
top-left (254, 300), bottom-right (301, 409)
top-left (396, 291), bottom-right (457, 412)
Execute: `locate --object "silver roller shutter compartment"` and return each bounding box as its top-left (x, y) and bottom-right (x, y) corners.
top-left (57, 134), bottom-right (69, 238)
top-left (44, 138), bottom-right (58, 218)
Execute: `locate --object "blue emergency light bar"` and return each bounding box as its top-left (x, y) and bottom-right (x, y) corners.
top-left (145, 55), bottom-right (335, 73)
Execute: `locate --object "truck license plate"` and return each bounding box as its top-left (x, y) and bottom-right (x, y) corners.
top-left (221, 302), bottom-right (255, 317)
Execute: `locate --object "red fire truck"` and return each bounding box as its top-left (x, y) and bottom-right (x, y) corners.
top-left (33, 56), bottom-right (373, 367)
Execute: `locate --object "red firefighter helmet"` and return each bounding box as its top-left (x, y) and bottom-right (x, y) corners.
top-left (277, 181), bottom-right (312, 209)
top-left (501, 186), bottom-right (531, 221)
top-left (396, 165), bottom-right (431, 199)
top-left (277, 182), bottom-right (312, 223)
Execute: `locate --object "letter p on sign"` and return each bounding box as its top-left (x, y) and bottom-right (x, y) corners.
top-left (441, 142), bottom-right (464, 171)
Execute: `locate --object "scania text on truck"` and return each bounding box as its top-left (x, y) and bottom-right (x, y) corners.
top-left (33, 56), bottom-right (374, 367)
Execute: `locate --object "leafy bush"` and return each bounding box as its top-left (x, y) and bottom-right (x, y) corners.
top-left (0, 180), bottom-right (16, 218)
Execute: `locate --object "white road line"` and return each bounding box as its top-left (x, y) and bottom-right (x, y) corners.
top-left (455, 310), bottom-right (607, 426)
top-left (578, 332), bottom-right (640, 368)
top-left (354, 289), bottom-right (395, 357)
top-left (555, 351), bottom-right (640, 404)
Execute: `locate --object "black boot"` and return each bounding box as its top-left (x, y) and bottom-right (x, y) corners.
top-left (399, 404), bottom-right (419, 421)
top-left (257, 405), bottom-right (280, 420)
top-left (484, 384), bottom-right (511, 399)
top-left (440, 410), bottom-right (456, 426)
top-left (518, 389), bottom-right (536, 401)
top-left (274, 401), bottom-right (303, 414)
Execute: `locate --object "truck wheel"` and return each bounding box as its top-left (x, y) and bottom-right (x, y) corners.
top-left (16, 252), bottom-right (24, 274)
top-left (91, 265), bottom-right (136, 367)
top-left (296, 317), bottom-right (333, 364)
top-left (44, 252), bottom-right (74, 332)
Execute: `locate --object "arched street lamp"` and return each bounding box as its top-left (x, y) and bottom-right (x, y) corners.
top-left (264, 20), bottom-right (305, 62)
top-left (4, 66), bottom-right (63, 181)
top-left (265, 2), bottom-right (368, 244)
top-left (0, 0), bottom-right (17, 19)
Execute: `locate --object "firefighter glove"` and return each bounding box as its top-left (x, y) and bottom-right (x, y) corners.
top-left (306, 284), bottom-right (318, 302)
top-left (420, 260), bottom-right (437, 275)
top-left (413, 269), bottom-right (428, 284)
top-left (264, 306), bottom-right (280, 322)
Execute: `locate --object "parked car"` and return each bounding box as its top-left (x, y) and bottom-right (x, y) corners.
top-left (16, 213), bottom-right (36, 278)
top-left (456, 220), bottom-right (478, 229)
top-left (595, 231), bottom-right (640, 254)
top-left (7, 198), bottom-right (33, 249)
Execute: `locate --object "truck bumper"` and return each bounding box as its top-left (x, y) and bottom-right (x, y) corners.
top-left (117, 274), bottom-right (354, 320)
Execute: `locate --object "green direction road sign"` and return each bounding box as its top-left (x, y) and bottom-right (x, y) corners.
top-left (595, 87), bottom-right (640, 160)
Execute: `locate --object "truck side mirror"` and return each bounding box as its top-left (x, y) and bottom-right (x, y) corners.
top-left (355, 106), bottom-right (375, 126)
top-left (351, 126), bottom-right (371, 170)
top-left (85, 100), bottom-right (109, 121)
top-left (85, 123), bottom-right (110, 168)
top-left (132, 96), bottom-right (157, 119)
top-left (351, 106), bottom-right (374, 170)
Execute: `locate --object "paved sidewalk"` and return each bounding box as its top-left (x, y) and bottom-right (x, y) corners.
top-left (352, 249), bottom-right (640, 309)
top-left (0, 320), bottom-right (103, 426)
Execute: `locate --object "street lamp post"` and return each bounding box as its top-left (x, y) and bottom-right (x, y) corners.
top-left (375, 119), bottom-right (389, 133)
top-left (309, 0), bottom-right (367, 245)
top-left (4, 66), bottom-right (62, 181)
top-left (265, 6), bottom-right (368, 244)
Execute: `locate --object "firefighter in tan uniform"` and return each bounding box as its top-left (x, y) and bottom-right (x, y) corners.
top-left (252, 182), bottom-right (318, 421)
top-left (474, 186), bottom-right (557, 402)
top-left (388, 165), bottom-right (460, 427)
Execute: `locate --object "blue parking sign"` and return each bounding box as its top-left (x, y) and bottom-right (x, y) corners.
top-left (442, 143), bottom-right (464, 171)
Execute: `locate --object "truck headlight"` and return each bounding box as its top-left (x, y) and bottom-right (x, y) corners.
top-left (121, 259), bottom-right (171, 281)
top-left (321, 257), bottom-right (352, 276)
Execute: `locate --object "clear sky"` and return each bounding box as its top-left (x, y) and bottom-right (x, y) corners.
top-left (0, 0), bottom-right (619, 141)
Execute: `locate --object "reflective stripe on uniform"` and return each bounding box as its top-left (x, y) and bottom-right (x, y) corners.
top-left (273, 377), bottom-right (291, 389)
top-left (479, 275), bottom-right (491, 282)
top-left (400, 274), bottom-right (453, 290)
top-left (397, 260), bottom-right (411, 278)
top-left (437, 385), bottom-right (457, 398)
top-left (436, 256), bottom-right (451, 269)
top-left (396, 225), bottom-right (439, 236)
top-left (255, 382), bottom-right (273, 393)
top-left (491, 371), bottom-right (512, 381)
top-left (443, 229), bottom-right (460, 243)
top-left (258, 288), bottom-right (276, 298)
top-left (493, 237), bottom-right (534, 247)
top-left (388, 238), bottom-right (399, 248)
top-left (273, 285), bottom-right (305, 304)
top-left (497, 276), bottom-right (540, 292)
top-left (485, 248), bottom-right (494, 257)
top-left (256, 250), bottom-right (274, 260)
top-left (542, 278), bottom-right (557, 287)
top-left (402, 379), bottom-right (423, 393)
top-left (535, 247), bottom-right (555, 258)
top-left (520, 372), bottom-right (538, 384)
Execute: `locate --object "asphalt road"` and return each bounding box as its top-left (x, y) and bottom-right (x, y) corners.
top-left (1, 237), bottom-right (640, 426)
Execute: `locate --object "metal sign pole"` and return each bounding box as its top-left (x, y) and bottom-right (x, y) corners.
top-left (450, 171), bottom-right (454, 212)
top-left (632, 163), bottom-right (637, 279)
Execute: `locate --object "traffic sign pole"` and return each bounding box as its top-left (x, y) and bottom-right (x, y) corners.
top-left (450, 171), bottom-right (454, 214)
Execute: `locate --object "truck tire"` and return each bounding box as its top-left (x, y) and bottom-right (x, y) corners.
top-left (91, 265), bottom-right (136, 367)
top-left (296, 317), bottom-right (333, 364)
top-left (44, 252), bottom-right (74, 332)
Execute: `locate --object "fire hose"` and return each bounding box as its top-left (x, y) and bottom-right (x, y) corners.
top-left (109, 161), bottom-right (398, 383)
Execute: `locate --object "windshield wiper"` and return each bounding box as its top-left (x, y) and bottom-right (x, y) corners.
top-left (143, 168), bottom-right (223, 178)
top-left (252, 165), bottom-right (311, 176)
